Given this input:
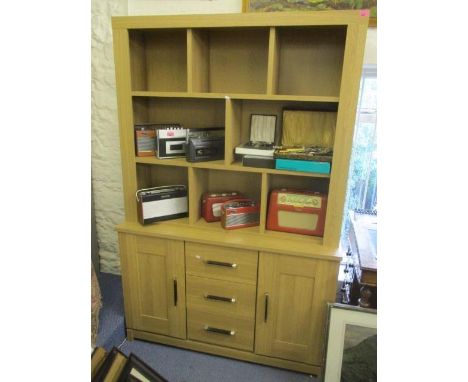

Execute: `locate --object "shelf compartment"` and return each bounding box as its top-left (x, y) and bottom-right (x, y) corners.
top-left (226, 99), bottom-right (338, 163)
top-left (273, 26), bottom-right (347, 97)
top-left (129, 29), bottom-right (187, 92)
top-left (136, 163), bottom-right (188, 190)
top-left (132, 97), bottom-right (225, 129)
top-left (189, 28), bottom-right (269, 94)
top-left (189, 168), bottom-right (262, 231)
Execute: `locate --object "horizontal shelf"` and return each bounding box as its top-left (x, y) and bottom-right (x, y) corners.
top-left (131, 91), bottom-right (339, 103)
top-left (193, 218), bottom-right (261, 235)
top-left (117, 221), bottom-right (335, 261)
top-left (135, 156), bottom-right (190, 167)
top-left (135, 157), bottom-right (330, 178)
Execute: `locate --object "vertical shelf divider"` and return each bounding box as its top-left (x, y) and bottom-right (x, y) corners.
top-left (188, 167), bottom-right (200, 225)
top-left (225, 97), bottom-right (242, 165)
top-left (259, 173), bottom-right (269, 234)
top-left (187, 29), bottom-right (194, 93)
top-left (188, 28), bottom-right (209, 93)
top-left (267, 27), bottom-right (279, 95)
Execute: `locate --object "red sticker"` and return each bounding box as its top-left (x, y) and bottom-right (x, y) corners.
top-left (360, 9), bottom-right (370, 17)
top-left (167, 131), bottom-right (174, 136)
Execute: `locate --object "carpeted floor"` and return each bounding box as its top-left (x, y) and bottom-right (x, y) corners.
top-left (96, 272), bottom-right (318, 382)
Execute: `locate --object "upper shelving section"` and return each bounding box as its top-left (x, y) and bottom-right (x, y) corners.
top-left (120, 11), bottom-right (364, 98)
top-left (113, 11), bottom-right (369, 251)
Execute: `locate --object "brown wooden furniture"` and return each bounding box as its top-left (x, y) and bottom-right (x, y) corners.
top-left (112, 11), bottom-right (368, 375)
top-left (348, 210), bottom-right (378, 309)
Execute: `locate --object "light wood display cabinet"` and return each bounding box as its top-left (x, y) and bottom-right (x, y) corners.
top-left (112, 11), bottom-right (368, 376)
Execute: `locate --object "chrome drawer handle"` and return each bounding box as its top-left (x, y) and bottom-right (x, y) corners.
top-left (204, 294), bottom-right (236, 303)
top-left (205, 260), bottom-right (237, 268)
top-left (204, 325), bottom-right (235, 336)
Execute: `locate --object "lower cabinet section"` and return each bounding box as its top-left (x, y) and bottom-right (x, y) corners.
top-left (119, 232), bottom-right (339, 373)
top-left (119, 234), bottom-right (187, 339)
top-left (255, 252), bottom-right (338, 365)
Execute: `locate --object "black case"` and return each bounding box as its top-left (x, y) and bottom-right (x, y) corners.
top-left (242, 155), bottom-right (275, 169)
top-left (187, 136), bottom-right (225, 162)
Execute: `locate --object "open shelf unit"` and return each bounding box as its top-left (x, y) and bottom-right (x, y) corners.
top-left (114, 12), bottom-right (368, 249)
top-left (113, 11), bottom-right (368, 374)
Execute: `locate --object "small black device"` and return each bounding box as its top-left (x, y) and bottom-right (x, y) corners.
top-left (242, 154), bottom-right (275, 169)
top-left (186, 127), bottom-right (225, 162)
top-left (187, 136), bottom-right (225, 162)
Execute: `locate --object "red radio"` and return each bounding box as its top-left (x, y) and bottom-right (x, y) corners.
top-left (201, 191), bottom-right (243, 222)
top-left (266, 189), bottom-right (327, 236)
top-left (221, 199), bottom-right (260, 230)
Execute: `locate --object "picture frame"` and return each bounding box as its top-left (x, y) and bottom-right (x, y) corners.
top-left (242, 0), bottom-right (377, 28)
top-left (322, 303), bottom-right (377, 382)
top-left (117, 353), bottom-right (168, 382)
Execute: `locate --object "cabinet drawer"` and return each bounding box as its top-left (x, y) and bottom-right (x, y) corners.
top-left (186, 275), bottom-right (256, 320)
top-left (187, 308), bottom-right (254, 351)
top-left (185, 242), bottom-right (258, 285)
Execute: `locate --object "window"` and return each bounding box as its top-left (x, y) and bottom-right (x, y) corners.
top-left (340, 65), bottom-right (377, 249)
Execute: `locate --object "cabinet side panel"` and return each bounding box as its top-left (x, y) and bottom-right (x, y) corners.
top-left (324, 23), bottom-right (368, 247)
top-left (113, 28), bottom-right (138, 222)
top-left (118, 232), bottom-right (135, 328)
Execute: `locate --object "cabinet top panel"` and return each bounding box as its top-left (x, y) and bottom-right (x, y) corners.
top-left (112, 10), bottom-right (369, 30)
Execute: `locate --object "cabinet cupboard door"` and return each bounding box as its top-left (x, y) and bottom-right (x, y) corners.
top-left (255, 252), bottom-right (338, 365)
top-left (121, 234), bottom-right (186, 339)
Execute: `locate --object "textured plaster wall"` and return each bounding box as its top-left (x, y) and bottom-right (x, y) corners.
top-left (92, 0), bottom-right (127, 274)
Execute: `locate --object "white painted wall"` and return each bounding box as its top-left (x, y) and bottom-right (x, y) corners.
top-left (128, 0), bottom-right (242, 15)
top-left (92, 0), bottom-right (127, 274)
top-left (91, 0), bottom-right (377, 274)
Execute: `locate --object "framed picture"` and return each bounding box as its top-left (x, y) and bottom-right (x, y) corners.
top-left (242, 0), bottom-right (377, 27)
top-left (117, 353), bottom-right (168, 382)
top-left (323, 303), bottom-right (377, 382)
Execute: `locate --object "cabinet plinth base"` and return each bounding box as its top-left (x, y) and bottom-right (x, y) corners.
top-left (129, 328), bottom-right (322, 376)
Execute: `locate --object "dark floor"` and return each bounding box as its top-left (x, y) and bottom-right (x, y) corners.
top-left (96, 272), bottom-right (318, 382)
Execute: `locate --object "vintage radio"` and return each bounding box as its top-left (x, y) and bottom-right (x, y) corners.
top-left (136, 185), bottom-right (188, 225)
top-left (201, 191), bottom-right (244, 222)
top-left (221, 199), bottom-right (260, 230)
top-left (156, 125), bottom-right (186, 159)
top-left (266, 189), bottom-right (327, 236)
top-left (134, 124), bottom-right (157, 157)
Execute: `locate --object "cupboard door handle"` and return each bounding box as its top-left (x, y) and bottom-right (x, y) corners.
top-left (204, 325), bottom-right (235, 336)
top-left (173, 279), bottom-right (178, 306)
top-left (264, 293), bottom-right (269, 323)
top-left (205, 260), bottom-right (237, 269)
top-left (204, 294), bottom-right (236, 303)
